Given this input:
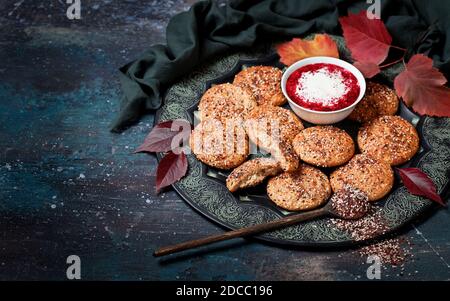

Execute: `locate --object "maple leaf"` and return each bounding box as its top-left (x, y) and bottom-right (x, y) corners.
top-left (339, 10), bottom-right (392, 66)
top-left (394, 54), bottom-right (450, 117)
top-left (397, 168), bottom-right (445, 206)
top-left (156, 151), bottom-right (188, 193)
top-left (135, 119), bottom-right (191, 153)
top-left (353, 61), bottom-right (380, 78)
top-left (276, 34), bottom-right (339, 66)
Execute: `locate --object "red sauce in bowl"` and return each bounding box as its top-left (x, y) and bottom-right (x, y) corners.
top-left (286, 63), bottom-right (360, 112)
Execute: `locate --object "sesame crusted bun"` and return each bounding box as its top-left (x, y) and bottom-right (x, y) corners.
top-left (357, 115), bottom-right (420, 166)
top-left (190, 119), bottom-right (249, 170)
top-left (348, 82), bottom-right (399, 123)
top-left (233, 66), bottom-right (286, 106)
top-left (226, 157), bottom-right (282, 192)
top-left (198, 83), bottom-right (257, 121)
top-left (292, 126), bottom-right (355, 167)
top-left (330, 154), bottom-right (394, 202)
top-left (267, 165), bottom-right (331, 211)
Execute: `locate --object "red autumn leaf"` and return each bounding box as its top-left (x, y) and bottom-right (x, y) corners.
top-left (135, 119), bottom-right (191, 153)
top-left (353, 61), bottom-right (381, 78)
top-left (156, 151), bottom-right (188, 193)
top-left (397, 167), bottom-right (445, 206)
top-left (276, 34), bottom-right (339, 66)
top-left (394, 54), bottom-right (450, 117)
top-left (339, 10), bottom-right (392, 65)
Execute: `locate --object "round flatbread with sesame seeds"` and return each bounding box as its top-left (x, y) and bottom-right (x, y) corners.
top-left (348, 82), bottom-right (399, 123)
top-left (357, 115), bottom-right (419, 166)
top-left (244, 106), bottom-right (303, 171)
top-left (267, 165), bottom-right (331, 211)
top-left (244, 105), bottom-right (304, 149)
top-left (233, 66), bottom-right (286, 106)
top-left (330, 154), bottom-right (394, 202)
top-left (198, 83), bottom-right (257, 121)
top-left (293, 126), bottom-right (354, 167)
top-left (190, 119), bottom-right (249, 170)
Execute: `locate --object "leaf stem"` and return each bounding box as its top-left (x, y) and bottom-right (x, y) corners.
top-left (378, 44), bottom-right (408, 69)
top-left (379, 56), bottom-right (405, 69)
top-left (390, 45), bottom-right (407, 52)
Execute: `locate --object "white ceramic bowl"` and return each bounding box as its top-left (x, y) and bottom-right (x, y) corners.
top-left (281, 56), bottom-right (366, 124)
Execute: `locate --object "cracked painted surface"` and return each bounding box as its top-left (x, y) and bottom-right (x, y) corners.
top-left (0, 0), bottom-right (449, 280)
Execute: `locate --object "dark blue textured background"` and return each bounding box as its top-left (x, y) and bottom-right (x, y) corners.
top-left (0, 0), bottom-right (449, 280)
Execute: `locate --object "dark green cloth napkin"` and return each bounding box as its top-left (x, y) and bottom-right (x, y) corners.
top-left (111, 0), bottom-right (450, 132)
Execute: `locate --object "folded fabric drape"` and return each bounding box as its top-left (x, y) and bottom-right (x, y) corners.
top-left (111, 0), bottom-right (450, 132)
